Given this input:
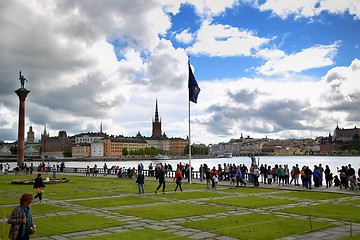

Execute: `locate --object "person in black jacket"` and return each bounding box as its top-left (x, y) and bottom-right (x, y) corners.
top-left (136, 170), bottom-right (145, 194)
top-left (33, 173), bottom-right (45, 203)
top-left (155, 165), bottom-right (166, 194)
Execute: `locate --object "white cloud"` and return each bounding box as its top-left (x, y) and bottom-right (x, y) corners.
top-left (187, 20), bottom-right (270, 57)
top-left (256, 42), bottom-right (339, 75)
top-left (175, 29), bottom-right (195, 44)
top-left (255, 0), bottom-right (360, 20)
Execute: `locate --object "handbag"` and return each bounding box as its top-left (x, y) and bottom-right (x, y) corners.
top-left (28, 225), bottom-right (35, 235)
top-left (36, 187), bottom-right (44, 194)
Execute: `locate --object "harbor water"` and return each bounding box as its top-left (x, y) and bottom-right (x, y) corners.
top-left (3, 155), bottom-right (360, 175)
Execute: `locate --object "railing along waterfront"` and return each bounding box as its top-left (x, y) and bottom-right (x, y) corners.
top-left (61, 167), bottom-right (205, 179)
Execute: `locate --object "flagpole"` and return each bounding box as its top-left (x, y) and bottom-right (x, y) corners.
top-left (189, 96), bottom-right (192, 184)
top-left (188, 56), bottom-right (192, 184)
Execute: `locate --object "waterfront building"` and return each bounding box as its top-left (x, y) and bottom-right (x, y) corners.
top-left (41, 130), bottom-right (72, 157)
top-left (102, 137), bottom-right (148, 157)
top-left (72, 143), bottom-right (91, 158)
top-left (91, 140), bottom-right (104, 157)
top-left (169, 137), bottom-right (188, 155)
top-left (74, 132), bottom-right (108, 144)
top-left (334, 125), bottom-right (360, 141)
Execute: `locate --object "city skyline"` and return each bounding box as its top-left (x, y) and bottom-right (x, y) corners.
top-left (0, 1), bottom-right (360, 145)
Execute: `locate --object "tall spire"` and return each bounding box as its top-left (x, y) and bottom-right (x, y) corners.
top-left (155, 99), bottom-right (159, 122)
top-left (100, 122), bottom-right (103, 133)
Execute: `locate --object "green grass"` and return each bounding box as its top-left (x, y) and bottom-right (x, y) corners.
top-left (77, 228), bottom-right (192, 240)
top-left (219, 187), bottom-right (283, 194)
top-left (271, 191), bottom-right (353, 200)
top-left (180, 212), bottom-right (337, 240)
top-left (203, 196), bottom-right (299, 208)
top-left (276, 203), bottom-right (360, 222)
top-left (33, 213), bottom-right (125, 237)
top-left (152, 191), bottom-right (230, 200)
top-left (0, 203), bottom-right (71, 218)
top-left (69, 196), bottom-right (163, 208)
top-left (113, 203), bottom-right (228, 220)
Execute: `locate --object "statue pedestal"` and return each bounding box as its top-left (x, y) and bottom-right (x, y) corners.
top-left (15, 88), bottom-right (30, 167)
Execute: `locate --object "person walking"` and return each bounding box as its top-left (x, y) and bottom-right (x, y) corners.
top-left (8, 193), bottom-right (36, 240)
top-left (229, 167), bottom-right (236, 189)
top-left (136, 170), bottom-right (145, 194)
top-left (33, 173), bottom-right (45, 203)
top-left (155, 165), bottom-right (166, 194)
top-left (173, 168), bottom-right (183, 192)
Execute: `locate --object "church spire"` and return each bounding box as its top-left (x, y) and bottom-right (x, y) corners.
top-left (155, 99), bottom-right (159, 122)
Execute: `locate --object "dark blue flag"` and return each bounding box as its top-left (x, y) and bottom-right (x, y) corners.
top-left (188, 65), bottom-right (200, 103)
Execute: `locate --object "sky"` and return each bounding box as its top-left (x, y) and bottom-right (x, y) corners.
top-left (1, 0), bottom-right (360, 145)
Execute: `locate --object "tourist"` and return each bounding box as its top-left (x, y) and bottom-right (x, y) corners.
top-left (199, 164), bottom-right (204, 182)
top-left (324, 165), bottom-right (332, 188)
top-left (210, 166), bottom-right (218, 188)
top-left (260, 164), bottom-right (265, 183)
top-left (278, 165), bottom-right (284, 186)
top-left (300, 166), bottom-right (306, 187)
top-left (267, 166), bottom-right (272, 185)
top-left (289, 166), bottom-right (295, 185)
top-left (136, 170), bottom-right (145, 194)
top-left (318, 163), bottom-right (324, 186)
top-left (313, 165), bottom-right (321, 187)
top-left (294, 164), bottom-right (300, 186)
top-left (263, 164), bottom-right (267, 184)
top-left (253, 165), bottom-right (260, 187)
top-left (103, 163), bottom-right (108, 176)
top-left (8, 193), bottom-right (36, 240)
top-left (337, 166), bottom-right (348, 189)
top-left (86, 166), bottom-right (90, 177)
top-left (304, 166), bottom-right (313, 189)
top-left (173, 168), bottom-right (183, 192)
top-left (33, 173), bottom-right (45, 203)
top-left (284, 165), bottom-right (290, 185)
top-left (52, 165), bottom-right (57, 179)
top-left (92, 164), bottom-right (98, 177)
top-left (272, 165), bottom-right (279, 183)
top-left (148, 163), bottom-right (154, 177)
top-left (229, 166), bottom-right (236, 189)
top-left (155, 165), bottom-right (166, 194)
top-left (205, 168), bottom-right (211, 189)
top-left (213, 173), bottom-right (219, 189)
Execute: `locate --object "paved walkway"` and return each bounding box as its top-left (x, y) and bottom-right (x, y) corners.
top-left (2, 172), bottom-right (360, 239)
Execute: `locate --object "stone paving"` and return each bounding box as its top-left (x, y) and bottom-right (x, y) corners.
top-left (1, 173), bottom-right (360, 239)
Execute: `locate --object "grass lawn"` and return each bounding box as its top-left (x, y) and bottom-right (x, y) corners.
top-left (113, 203), bottom-right (229, 220)
top-left (271, 191), bottom-right (353, 200)
top-left (276, 203), bottom-right (360, 222)
top-left (203, 196), bottom-right (299, 208)
top-left (77, 228), bottom-right (192, 240)
top-left (69, 196), bottom-right (163, 208)
top-left (46, 190), bottom-right (117, 200)
top-left (34, 213), bottom-right (124, 237)
top-left (344, 199), bottom-right (360, 205)
top-left (219, 187), bottom-right (283, 194)
top-left (0, 203), bottom-right (70, 218)
top-left (152, 191), bottom-right (230, 200)
top-left (180, 212), bottom-right (338, 240)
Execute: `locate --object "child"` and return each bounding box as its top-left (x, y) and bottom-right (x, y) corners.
top-left (213, 174), bottom-right (218, 189)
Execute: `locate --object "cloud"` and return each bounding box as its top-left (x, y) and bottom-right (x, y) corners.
top-left (256, 42), bottom-right (339, 75)
top-left (255, 0), bottom-right (360, 20)
top-left (187, 20), bottom-right (270, 57)
top-left (175, 29), bottom-right (195, 44)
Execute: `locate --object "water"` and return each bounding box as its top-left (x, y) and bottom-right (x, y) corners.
top-left (4, 155), bottom-right (360, 175)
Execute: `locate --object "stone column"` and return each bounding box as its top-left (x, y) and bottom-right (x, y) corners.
top-left (15, 89), bottom-right (30, 167)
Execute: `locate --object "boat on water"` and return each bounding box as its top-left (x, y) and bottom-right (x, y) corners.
top-left (224, 152), bottom-right (232, 158)
top-left (154, 154), bottom-right (171, 160)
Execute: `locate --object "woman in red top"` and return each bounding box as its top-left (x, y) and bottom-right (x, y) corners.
top-left (173, 169), bottom-right (183, 192)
